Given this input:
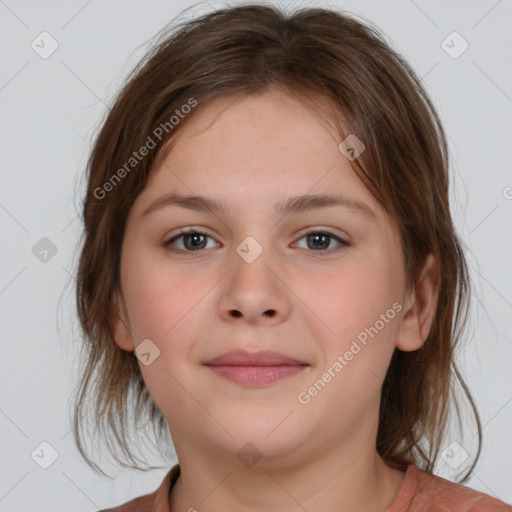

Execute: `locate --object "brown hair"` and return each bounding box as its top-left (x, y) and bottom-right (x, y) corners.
top-left (73, 3), bottom-right (481, 480)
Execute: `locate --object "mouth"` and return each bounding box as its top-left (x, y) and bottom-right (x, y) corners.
top-left (205, 364), bottom-right (308, 386)
top-left (203, 349), bottom-right (310, 386)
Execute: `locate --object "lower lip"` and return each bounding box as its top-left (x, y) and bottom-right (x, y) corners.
top-left (206, 365), bottom-right (308, 385)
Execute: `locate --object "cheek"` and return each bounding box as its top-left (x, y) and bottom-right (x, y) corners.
top-left (305, 251), bottom-right (404, 401)
top-left (121, 246), bottom-right (207, 342)
top-left (317, 258), bottom-right (401, 338)
top-left (296, 260), bottom-right (403, 425)
top-left (120, 254), bottom-right (211, 418)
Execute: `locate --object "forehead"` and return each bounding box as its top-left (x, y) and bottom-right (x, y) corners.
top-left (167, 87), bottom-right (343, 164)
top-left (132, 88), bottom-right (388, 227)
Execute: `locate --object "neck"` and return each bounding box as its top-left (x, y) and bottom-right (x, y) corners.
top-left (168, 430), bottom-right (406, 512)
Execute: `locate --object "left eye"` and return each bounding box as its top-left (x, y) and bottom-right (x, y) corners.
top-left (294, 231), bottom-right (349, 252)
top-left (163, 230), bottom-right (349, 253)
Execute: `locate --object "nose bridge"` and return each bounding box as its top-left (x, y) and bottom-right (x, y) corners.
top-left (231, 234), bottom-right (274, 292)
top-left (235, 234), bottom-right (266, 265)
top-left (219, 232), bottom-right (289, 322)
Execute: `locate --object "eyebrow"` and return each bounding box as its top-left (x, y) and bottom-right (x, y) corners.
top-left (142, 192), bottom-right (375, 219)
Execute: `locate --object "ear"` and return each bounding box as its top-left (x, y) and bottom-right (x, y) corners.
top-left (396, 254), bottom-right (440, 352)
top-left (110, 291), bottom-right (135, 351)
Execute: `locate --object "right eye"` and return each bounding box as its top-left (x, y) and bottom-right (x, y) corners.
top-left (163, 229), bottom-right (220, 252)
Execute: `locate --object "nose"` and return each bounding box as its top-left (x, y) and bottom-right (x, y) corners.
top-left (217, 243), bottom-right (291, 325)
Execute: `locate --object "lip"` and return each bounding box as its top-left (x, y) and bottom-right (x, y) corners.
top-left (207, 365), bottom-right (307, 386)
top-left (204, 350), bottom-right (309, 386)
top-left (204, 349), bottom-right (307, 366)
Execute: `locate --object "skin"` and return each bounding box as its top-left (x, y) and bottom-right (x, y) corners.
top-left (111, 86), bottom-right (439, 512)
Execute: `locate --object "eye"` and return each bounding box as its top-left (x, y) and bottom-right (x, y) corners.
top-left (163, 229), bottom-right (219, 252)
top-left (294, 230), bottom-right (349, 253)
top-left (163, 228), bottom-right (349, 254)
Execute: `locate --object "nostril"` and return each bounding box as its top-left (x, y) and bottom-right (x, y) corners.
top-left (265, 310), bottom-right (276, 317)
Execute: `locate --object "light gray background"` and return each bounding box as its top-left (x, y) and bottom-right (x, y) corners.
top-left (1, 0), bottom-right (511, 510)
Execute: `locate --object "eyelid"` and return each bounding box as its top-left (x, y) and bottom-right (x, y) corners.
top-left (163, 226), bottom-right (350, 254)
top-left (293, 228), bottom-right (350, 251)
top-left (298, 226), bottom-right (350, 242)
top-left (163, 227), bottom-right (220, 247)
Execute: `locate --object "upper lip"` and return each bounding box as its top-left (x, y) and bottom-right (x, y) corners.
top-left (204, 349), bottom-right (308, 366)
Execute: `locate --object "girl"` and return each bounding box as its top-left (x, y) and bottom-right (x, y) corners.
top-left (73, 4), bottom-right (512, 511)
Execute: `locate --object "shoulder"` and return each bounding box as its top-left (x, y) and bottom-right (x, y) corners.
top-left (406, 464), bottom-right (512, 512)
top-left (100, 493), bottom-right (155, 512)
top-left (98, 464), bottom-right (180, 512)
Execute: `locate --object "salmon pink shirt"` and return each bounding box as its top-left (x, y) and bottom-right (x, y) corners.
top-left (100, 462), bottom-right (512, 511)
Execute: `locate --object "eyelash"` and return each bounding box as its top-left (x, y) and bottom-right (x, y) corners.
top-left (163, 228), bottom-right (350, 255)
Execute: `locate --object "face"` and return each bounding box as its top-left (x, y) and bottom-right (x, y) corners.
top-left (112, 87), bottom-right (423, 468)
